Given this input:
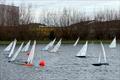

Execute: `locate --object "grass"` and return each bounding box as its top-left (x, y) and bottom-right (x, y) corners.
top-left (0, 40), bottom-right (120, 45)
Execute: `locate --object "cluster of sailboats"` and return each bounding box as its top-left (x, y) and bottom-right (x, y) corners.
top-left (3, 37), bottom-right (116, 67)
top-left (74, 37), bottom-right (116, 66)
top-left (41, 38), bottom-right (62, 53)
top-left (3, 38), bottom-right (62, 67)
top-left (4, 39), bottom-right (36, 66)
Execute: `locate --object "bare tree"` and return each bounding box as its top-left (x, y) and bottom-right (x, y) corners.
top-left (94, 9), bottom-right (120, 22)
top-left (0, 0), bottom-right (6, 26)
top-left (38, 10), bottom-right (48, 25)
top-left (38, 7), bottom-right (120, 27)
top-left (19, 3), bottom-right (34, 25)
top-left (6, 3), bottom-right (19, 26)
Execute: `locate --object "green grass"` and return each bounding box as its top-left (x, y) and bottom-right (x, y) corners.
top-left (0, 40), bottom-right (120, 45)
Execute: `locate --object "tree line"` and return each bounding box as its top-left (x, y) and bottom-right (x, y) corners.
top-left (0, 1), bottom-right (120, 40)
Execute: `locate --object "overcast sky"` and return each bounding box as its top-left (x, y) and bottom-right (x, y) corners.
top-left (2, 0), bottom-right (120, 22)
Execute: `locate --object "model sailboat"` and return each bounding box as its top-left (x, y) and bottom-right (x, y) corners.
top-left (8, 39), bottom-right (17, 58)
top-left (76, 41), bottom-right (88, 58)
top-left (41, 38), bottom-right (56, 51)
top-left (9, 42), bottom-right (24, 62)
top-left (21, 40), bottom-right (31, 52)
top-left (50, 39), bottom-right (62, 53)
top-left (109, 37), bottom-right (116, 48)
top-left (4, 41), bottom-right (13, 52)
top-left (92, 42), bottom-right (109, 66)
top-left (22, 40), bottom-right (36, 67)
top-left (73, 37), bottom-right (79, 46)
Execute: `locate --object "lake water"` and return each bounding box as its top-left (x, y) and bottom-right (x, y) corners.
top-left (0, 43), bottom-right (120, 80)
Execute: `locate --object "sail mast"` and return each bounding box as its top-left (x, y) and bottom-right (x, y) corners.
top-left (73, 37), bottom-right (79, 46)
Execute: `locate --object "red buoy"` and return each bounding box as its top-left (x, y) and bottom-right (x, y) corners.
top-left (39, 60), bottom-right (46, 67)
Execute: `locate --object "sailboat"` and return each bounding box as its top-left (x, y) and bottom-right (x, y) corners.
top-left (4, 41), bottom-right (13, 52)
top-left (92, 42), bottom-right (109, 66)
top-left (8, 39), bottom-right (17, 58)
top-left (21, 40), bottom-right (36, 67)
top-left (21, 40), bottom-right (31, 52)
top-left (41, 38), bottom-right (56, 51)
top-left (109, 37), bottom-right (116, 48)
top-left (76, 41), bottom-right (88, 58)
top-left (9, 42), bottom-right (24, 62)
top-left (73, 37), bottom-right (79, 46)
top-left (50, 39), bottom-right (62, 53)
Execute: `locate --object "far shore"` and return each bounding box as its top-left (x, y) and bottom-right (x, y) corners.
top-left (0, 40), bottom-right (120, 45)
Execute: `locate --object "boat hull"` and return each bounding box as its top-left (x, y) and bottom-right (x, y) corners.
top-left (92, 63), bottom-right (109, 66)
top-left (22, 63), bottom-right (34, 67)
top-left (8, 60), bottom-right (33, 67)
top-left (76, 56), bottom-right (86, 58)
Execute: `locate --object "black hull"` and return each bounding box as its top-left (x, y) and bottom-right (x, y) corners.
top-left (92, 63), bottom-right (109, 66)
top-left (8, 61), bottom-right (11, 62)
top-left (76, 56), bottom-right (86, 58)
top-left (8, 60), bottom-right (27, 65)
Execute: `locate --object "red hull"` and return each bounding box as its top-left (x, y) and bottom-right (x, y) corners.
top-left (21, 63), bottom-right (34, 67)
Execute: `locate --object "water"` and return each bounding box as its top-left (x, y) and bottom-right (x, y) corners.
top-left (0, 43), bottom-right (120, 80)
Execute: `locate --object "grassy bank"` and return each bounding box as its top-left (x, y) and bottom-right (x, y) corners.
top-left (0, 40), bottom-right (120, 45)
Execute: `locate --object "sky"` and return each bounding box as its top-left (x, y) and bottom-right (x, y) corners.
top-left (1, 0), bottom-right (120, 22)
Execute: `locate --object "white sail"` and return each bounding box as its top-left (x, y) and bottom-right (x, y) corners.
top-left (10, 42), bottom-right (24, 61)
top-left (101, 42), bottom-right (107, 63)
top-left (22, 40), bottom-right (31, 52)
top-left (4, 41), bottom-right (13, 51)
top-left (27, 40), bottom-right (36, 64)
top-left (73, 37), bottom-right (79, 46)
top-left (76, 41), bottom-right (88, 57)
top-left (92, 42), bottom-right (108, 66)
top-left (109, 37), bottom-right (116, 48)
top-left (50, 39), bottom-right (62, 53)
top-left (50, 38), bottom-right (56, 47)
top-left (98, 52), bottom-right (101, 63)
top-left (8, 39), bottom-right (17, 57)
top-left (42, 38), bottom-right (56, 50)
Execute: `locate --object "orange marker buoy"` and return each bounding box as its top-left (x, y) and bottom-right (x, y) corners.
top-left (39, 60), bottom-right (46, 67)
